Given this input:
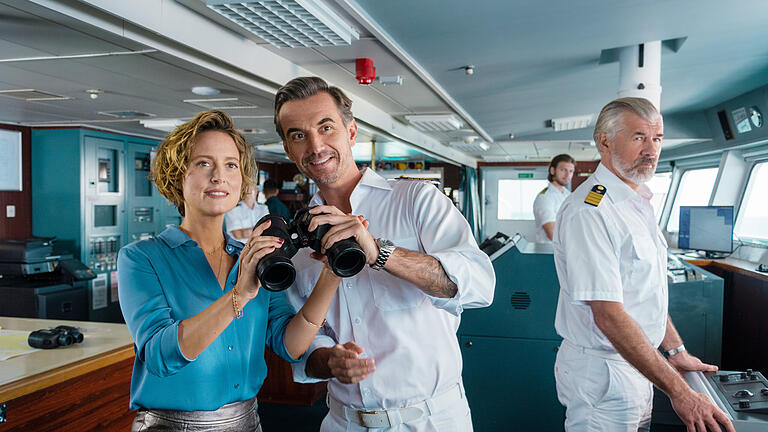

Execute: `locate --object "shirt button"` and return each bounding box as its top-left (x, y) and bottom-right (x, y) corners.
top-left (228, 345), bottom-right (233, 351)
top-left (234, 383), bottom-right (239, 389)
top-left (227, 246), bottom-right (233, 253)
top-left (362, 388), bottom-right (370, 395)
top-left (353, 317), bottom-right (361, 325)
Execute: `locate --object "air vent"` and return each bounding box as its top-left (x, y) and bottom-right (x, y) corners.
top-left (98, 110), bottom-right (156, 119)
top-left (405, 114), bottom-right (462, 132)
top-left (510, 292), bottom-right (531, 310)
top-left (206, 0), bottom-right (359, 48)
top-left (183, 98), bottom-right (258, 110)
top-left (450, 139), bottom-right (489, 153)
top-left (239, 128), bottom-right (268, 135)
top-left (0, 89), bottom-right (70, 101)
top-left (546, 114), bottom-right (594, 132)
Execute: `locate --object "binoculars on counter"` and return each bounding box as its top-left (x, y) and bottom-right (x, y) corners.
top-left (28, 325), bottom-right (84, 349)
top-left (256, 207), bottom-right (367, 291)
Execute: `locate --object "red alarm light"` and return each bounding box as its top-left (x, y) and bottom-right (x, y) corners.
top-left (355, 58), bottom-right (376, 85)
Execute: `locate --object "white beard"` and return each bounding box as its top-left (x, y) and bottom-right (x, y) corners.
top-left (612, 153), bottom-right (656, 184)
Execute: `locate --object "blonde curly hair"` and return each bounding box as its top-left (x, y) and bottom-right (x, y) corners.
top-left (152, 110), bottom-right (255, 216)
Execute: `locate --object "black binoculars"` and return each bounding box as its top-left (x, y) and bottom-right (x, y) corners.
top-left (255, 207), bottom-right (367, 291)
top-left (28, 325), bottom-right (84, 349)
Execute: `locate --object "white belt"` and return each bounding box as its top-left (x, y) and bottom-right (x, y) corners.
top-left (327, 383), bottom-right (463, 429)
top-left (562, 339), bottom-right (624, 361)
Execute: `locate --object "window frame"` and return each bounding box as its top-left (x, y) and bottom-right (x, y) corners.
top-left (664, 165), bottom-right (720, 233)
top-left (734, 159), bottom-right (768, 245)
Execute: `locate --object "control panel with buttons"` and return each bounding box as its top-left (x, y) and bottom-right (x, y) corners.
top-left (684, 370), bottom-right (768, 432)
top-left (711, 369), bottom-right (768, 414)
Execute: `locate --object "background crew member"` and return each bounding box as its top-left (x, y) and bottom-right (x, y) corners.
top-left (552, 98), bottom-right (734, 432)
top-left (224, 184), bottom-right (269, 242)
top-left (262, 178), bottom-right (292, 220)
top-left (274, 77), bottom-right (495, 431)
top-left (533, 153), bottom-right (575, 242)
top-left (118, 110), bottom-right (341, 431)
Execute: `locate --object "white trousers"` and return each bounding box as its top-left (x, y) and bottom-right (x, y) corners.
top-left (319, 390), bottom-right (473, 432)
top-left (554, 340), bottom-right (653, 432)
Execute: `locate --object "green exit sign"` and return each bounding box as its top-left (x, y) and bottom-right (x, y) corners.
top-left (518, 173), bottom-right (534, 178)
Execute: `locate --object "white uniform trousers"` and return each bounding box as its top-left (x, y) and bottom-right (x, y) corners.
top-left (555, 340), bottom-right (654, 432)
top-left (320, 387), bottom-right (473, 432)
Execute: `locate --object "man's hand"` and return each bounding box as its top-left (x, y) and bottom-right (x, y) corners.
top-left (670, 389), bottom-right (735, 432)
top-left (668, 351), bottom-right (718, 374)
top-left (307, 206), bottom-right (378, 265)
top-left (326, 341), bottom-right (376, 384)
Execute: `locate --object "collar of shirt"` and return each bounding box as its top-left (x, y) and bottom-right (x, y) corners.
top-left (157, 226), bottom-right (244, 256)
top-left (547, 181), bottom-right (569, 196)
top-left (592, 163), bottom-right (653, 204)
top-left (309, 168), bottom-right (392, 209)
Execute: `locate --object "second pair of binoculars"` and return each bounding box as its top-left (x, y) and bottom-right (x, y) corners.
top-left (28, 325), bottom-right (84, 349)
top-left (255, 206), bottom-right (367, 291)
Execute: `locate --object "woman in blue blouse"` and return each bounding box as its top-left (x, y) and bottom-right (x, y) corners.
top-left (118, 110), bottom-right (341, 431)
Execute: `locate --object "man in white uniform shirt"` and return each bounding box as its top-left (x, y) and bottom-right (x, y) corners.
top-left (273, 77), bottom-right (495, 431)
top-left (533, 154), bottom-right (575, 242)
top-left (224, 185), bottom-right (269, 242)
top-left (553, 97), bottom-right (734, 432)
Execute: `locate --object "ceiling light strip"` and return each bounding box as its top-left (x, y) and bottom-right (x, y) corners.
top-left (0, 49), bottom-right (158, 64)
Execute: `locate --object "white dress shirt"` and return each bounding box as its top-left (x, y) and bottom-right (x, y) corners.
top-left (553, 163), bottom-right (668, 351)
top-left (285, 168), bottom-right (495, 414)
top-left (533, 182), bottom-right (570, 243)
top-left (224, 201), bottom-right (269, 242)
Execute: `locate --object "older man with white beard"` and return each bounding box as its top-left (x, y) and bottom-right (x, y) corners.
top-left (551, 98), bottom-right (735, 432)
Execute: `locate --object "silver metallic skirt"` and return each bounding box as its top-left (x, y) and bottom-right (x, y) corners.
top-left (131, 397), bottom-right (262, 432)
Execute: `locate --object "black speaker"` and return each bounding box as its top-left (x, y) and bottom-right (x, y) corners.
top-left (717, 110), bottom-right (734, 141)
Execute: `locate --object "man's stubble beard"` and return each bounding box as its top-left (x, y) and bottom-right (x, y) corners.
top-left (612, 153), bottom-right (657, 184)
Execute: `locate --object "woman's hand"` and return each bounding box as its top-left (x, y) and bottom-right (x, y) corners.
top-left (236, 219), bottom-right (284, 300)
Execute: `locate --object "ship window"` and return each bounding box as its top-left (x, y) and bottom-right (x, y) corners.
top-left (497, 179), bottom-right (549, 220)
top-left (666, 167), bottom-right (719, 232)
top-left (647, 172), bottom-right (672, 221)
top-left (735, 161), bottom-right (768, 242)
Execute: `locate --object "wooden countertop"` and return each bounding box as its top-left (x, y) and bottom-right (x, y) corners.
top-left (685, 257), bottom-right (768, 283)
top-left (0, 317), bottom-right (134, 403)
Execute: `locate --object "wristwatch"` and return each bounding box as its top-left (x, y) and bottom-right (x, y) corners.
top-left (370, 238), bottom-right (395, 271)
top-left (666, 344), bottom-right (686, 357)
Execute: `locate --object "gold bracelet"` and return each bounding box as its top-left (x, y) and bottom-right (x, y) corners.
top-left (232, 287), bottom-right (243, 319)
top-left (299, 309), bottom-right (325, 328)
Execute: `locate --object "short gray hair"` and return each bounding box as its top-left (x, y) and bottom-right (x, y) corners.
top-left (274, 76), bottom-right (353, 141)
top-left (593, 97), bottom-right (661, 153)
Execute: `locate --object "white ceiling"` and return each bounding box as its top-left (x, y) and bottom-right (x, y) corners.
top-left (3, 0), bottom-right (766, 164)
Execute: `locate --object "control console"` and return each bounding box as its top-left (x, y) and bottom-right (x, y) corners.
top-left (685, 370), bottom-right (768, 431)
top-left (711, 370), bottom-right (768, 414)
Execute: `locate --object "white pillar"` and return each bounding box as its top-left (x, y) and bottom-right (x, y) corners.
top-left (617, 41), bottom-right (662, 110)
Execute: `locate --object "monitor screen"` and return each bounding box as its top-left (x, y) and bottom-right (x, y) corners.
top-left (678, 206), bottom-right (733, 253)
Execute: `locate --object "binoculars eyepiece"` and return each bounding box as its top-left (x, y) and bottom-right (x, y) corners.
top-left (255, 207), bottom-right (367, 291)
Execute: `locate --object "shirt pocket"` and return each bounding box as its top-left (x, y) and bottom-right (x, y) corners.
top-left (369, 236), bottom-right (427, 311)
top-left (628, 232), bottom-right (656, 286)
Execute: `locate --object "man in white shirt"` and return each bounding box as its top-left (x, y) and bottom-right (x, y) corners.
top-left (553, 97), bottom-right (734, 432)
top-left (533, 154), bottom-right (575, 242)
top-left (224, 185), bottom-right (269, 242)
top-left (273, 76), bottom-right (495, 431)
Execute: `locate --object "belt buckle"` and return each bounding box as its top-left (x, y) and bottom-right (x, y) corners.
top-left (357, 409), bottom-right (384, 427)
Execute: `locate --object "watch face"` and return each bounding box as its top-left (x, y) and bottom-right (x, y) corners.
top-left (750, 106), bottom-right (763, 128)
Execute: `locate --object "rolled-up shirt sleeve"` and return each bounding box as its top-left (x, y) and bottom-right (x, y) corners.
top-left (264, 290), bottom-right (302, 363)
top-left (118, 245), bottom-right (193, 377)
top-left (412, 183), bottom-right (495, 316)
top-left (559, 207), bottom-right (623, 304)
top-left (533, 193), bottom-right (556, 227)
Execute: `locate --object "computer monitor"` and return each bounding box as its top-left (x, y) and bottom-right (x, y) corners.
top-left (678, 206), bottom-right (734, 255)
